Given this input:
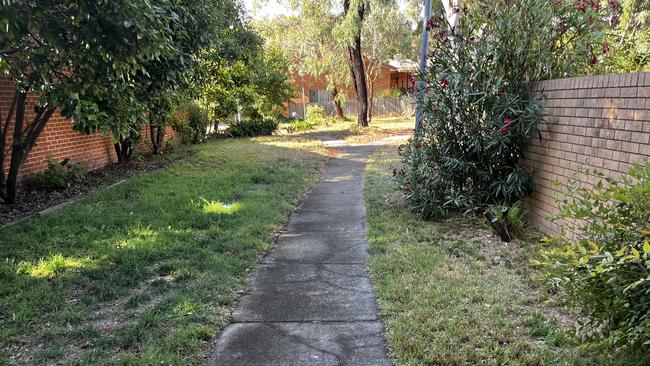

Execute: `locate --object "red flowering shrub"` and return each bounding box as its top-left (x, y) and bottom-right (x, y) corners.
top-left (396, 0), bottom-right (612, 218)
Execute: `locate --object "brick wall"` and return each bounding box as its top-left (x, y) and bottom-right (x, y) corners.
top-left (523, 72), bottom-right (650, 236)
top-left (1, 76), bottom-right (177, 183)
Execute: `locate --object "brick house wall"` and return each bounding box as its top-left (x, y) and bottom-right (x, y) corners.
top-left (1, 76), bottom-right (177, 183)
top-left (523, 72), bottom-right (650, 236)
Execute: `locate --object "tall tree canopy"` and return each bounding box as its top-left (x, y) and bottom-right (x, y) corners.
top-left (0, 0), bottom-right (250, 203)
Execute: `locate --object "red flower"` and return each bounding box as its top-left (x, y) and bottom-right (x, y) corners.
top-left (432, 107), bottom-right (439, 114)
top-left (501, 127), bottom-right (508, 135)
top-left (609, 0), bottom-right (619, 9)
top-left (602, 42), bottom-right (610, 53)
top-left (440, 78), bottom-right (450, 87)
top-left (590, 0), bottom-right (600, 9)
top-left (590, 55), bottom-right (598, 65)
top-left (468, 127), bottom-right (476, 133)
top-left (577, 1), bottom-right (587, 12)
top-left (503, 118), bottom-right (512, 125)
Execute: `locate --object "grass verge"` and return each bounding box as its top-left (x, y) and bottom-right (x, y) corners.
top-left (364, 144), bottom-right (644, 366)
top-left (287, 116), bottom-right (414, 144)
top-left (0, 136), bottom-right (326, 365)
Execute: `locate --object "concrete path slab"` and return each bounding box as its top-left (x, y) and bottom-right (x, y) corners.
top-left (210, 144), bottom-right (392, 366)
top-left (264, 230), bottom-right (368, 264)
top-left (233, 263), bottom-right (378, 322)
top-left (210, 322), bottom-right (392, 366)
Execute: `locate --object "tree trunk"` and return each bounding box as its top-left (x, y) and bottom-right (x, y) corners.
top-left (343, 0), bottom-right (369, 127)
top-left (1, 92), bottom-right (54, 204)
top-left (368, 83), bottom-right (374, 124)
top-left (331, 88), bottom-right (345, 120)
top-left (149, 123), bottom-right (165, 155)
top-left (114, 138), bottom-right (133, 164)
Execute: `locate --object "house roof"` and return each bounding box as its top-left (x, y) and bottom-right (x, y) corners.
top-left (387, 58), bottom-right (418, 72)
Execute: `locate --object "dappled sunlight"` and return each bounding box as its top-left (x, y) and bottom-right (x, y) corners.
top-left (202, 200), bottom-right (241, 215)
top-left (18, 254), bottom-right (94, 279)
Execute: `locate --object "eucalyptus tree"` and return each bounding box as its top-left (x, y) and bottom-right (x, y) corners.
top-left (362, 2), bottom-right (413, 122)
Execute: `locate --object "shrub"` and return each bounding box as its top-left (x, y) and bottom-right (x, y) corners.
top-left (187, 102), bottom-right (210, 143)
top-left (229, 118), bottom-right (279, 137)
top-left (395, 0), bottom-right (613, 219)
top-left (485, 201), bottom-right (528, 241)
top-left (535, 163), bottom-right (650, 348)
top-left (35, 157), bottom-right (85, 190)
top-left (288, 105), bottom-right (328, 132)
top-left (305, 104), bottom-right (325, 123)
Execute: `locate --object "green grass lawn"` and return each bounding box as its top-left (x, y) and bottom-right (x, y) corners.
top-left (364, 144), bottom-right (645, 366)
top-left (0, 136), bottom-right (326, 365)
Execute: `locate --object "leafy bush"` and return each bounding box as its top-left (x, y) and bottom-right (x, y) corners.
top-left (187, 102), bottom-right (210, 144)
top-left (395, 0), bottom-right (613, 219)
top-left (485, 201), bottom-right (528, 240)
top-left (535, 163), bottom-right (650, 348)
top-left (229, 118), bottom-right (279, 137)
top-left (306, 104), bottom-right (325, 123)
top-left (288, 105), bottom-right (328, 132)
top-left (35, 157), bottom-right (85, 190)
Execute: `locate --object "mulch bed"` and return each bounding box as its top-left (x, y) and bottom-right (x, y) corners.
top-left (0, 150), bottom-right (194, 227)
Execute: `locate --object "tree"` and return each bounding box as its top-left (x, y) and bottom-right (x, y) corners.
top-left (362, 3), bottom-right (413, 122)
top-left (342, 0), bottom-right (370, 126)
top-left (247, 46), bottom-right (296, 118)
top-left (0, 0), bottom-right (180, 202)
top-left (256, 8), bottom-right (352, 120)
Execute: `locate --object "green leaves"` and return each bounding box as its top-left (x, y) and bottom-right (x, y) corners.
top-left (538, 162), bottom-right (650, 348)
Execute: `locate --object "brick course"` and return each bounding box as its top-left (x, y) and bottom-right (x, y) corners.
top-left (524, 72), bottom-right (650, 236)
top-left (1, 75), bottom-right (178, 183)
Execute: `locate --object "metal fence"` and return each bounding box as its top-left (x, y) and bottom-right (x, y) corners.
top-left (288, 96), bottom-right (414, 119)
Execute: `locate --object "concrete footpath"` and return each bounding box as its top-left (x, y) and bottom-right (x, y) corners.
top-left (209, 141), bottom-right (393, 366)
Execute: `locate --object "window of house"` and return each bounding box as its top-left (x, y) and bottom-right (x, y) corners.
top-left (308, 89), bottom-right (319, 103)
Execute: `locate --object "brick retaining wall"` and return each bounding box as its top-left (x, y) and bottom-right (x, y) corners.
top-left (1, 76), bottom-right (177, 183)
top-left (524, 72), bottom-right (650, 236)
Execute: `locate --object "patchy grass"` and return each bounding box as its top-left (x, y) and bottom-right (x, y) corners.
top-left (288, 116), bottom-right (413, 144)
top-left (364, 144), bottom-right (644, 366)
top-left (0, 137), bottom-right (326, 365)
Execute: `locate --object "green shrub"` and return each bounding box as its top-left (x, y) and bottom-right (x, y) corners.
top-left (229, 118), bottom-right (279, 137)
top-left (486, 201), bottom-right (528, 239)
top-left (286, 105), bottom-right (330, 133)
top-left (535, 163), bottom-right (650, 348)
top-left (35, 157), bottom-right (85, 190)
top-left (395, 0), bottom-right (611, 219)
top-left (187, 102), bottom-right (210, 143)
top-left (305, 104), bottom-right (325, 123)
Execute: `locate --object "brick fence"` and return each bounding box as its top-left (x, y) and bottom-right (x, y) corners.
top-left (1, 76), bottom-right (177, 183)
top-left (524, 72), bottom-right (650, 236)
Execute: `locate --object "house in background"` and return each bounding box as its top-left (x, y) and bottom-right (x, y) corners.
top-left (287, 58), bottom-right (417, 119)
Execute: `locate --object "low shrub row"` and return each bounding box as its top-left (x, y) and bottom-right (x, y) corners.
top-left (229, 118), bottom-right (279, 137)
